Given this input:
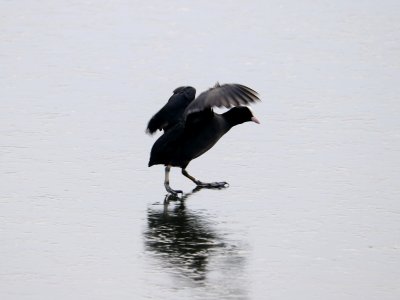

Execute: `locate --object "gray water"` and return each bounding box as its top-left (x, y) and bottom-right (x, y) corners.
top-left (1, 1), bottom-right (400, 299)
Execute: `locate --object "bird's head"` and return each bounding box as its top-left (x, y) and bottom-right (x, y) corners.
top-left (226, 106), bottom-right (260, 125)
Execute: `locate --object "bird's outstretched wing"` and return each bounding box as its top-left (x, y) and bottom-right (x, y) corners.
top-left (184, 83), bottom-right (260, 116)
top-left (146, 86), bottom-right (196, 134)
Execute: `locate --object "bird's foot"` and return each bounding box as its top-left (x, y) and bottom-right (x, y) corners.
top-left (164, 193), bottom-right (181, 204)
top-left (196, 181), bottom-right (229, 189)
top-left (165, 185), bottom-right (183, 196)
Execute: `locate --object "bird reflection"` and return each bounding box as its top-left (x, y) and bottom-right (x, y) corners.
top-left (144, 189), bottom-right (250, 298)
top-left (144, 188), bottom-right (224, 281)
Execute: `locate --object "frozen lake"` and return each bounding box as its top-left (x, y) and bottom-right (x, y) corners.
top-left (1, 1), bottom-right (399, 299)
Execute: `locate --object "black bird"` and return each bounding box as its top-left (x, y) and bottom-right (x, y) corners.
top-left (147, 83), bottom-right (260, 195)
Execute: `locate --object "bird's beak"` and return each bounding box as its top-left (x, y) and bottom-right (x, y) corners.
top-left (251, 116), bottom-right (260, 124)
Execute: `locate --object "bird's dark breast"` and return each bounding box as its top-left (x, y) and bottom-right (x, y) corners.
top-left (181, 121), bottom-right (226, 160)
top-left (148, 117), bottom-right (228, 168)
top-left (178, 115), bottom-right (230, 166)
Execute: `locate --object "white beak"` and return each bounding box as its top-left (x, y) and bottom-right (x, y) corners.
top-left (251, 116), bottom-right (260, 124)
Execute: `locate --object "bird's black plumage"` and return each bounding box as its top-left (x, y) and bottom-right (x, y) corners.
top-left (146, 86), bottom-right (196, 134)
top-left (146, 83), bottom-right (260, 195)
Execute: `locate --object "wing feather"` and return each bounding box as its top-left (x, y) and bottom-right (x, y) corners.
top-left (146, 86), bottom-right (196, 134)
top-left (184, 83), bottom-right (260, 116)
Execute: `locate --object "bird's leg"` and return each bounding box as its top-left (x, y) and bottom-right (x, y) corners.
top-left (181, 168), bottom-right (228, 188)
top-left (164, 166), bottom-right (183, 195)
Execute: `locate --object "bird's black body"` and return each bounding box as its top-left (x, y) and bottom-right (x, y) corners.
top-left (149, 109), bottom-right (226, 168)
top-left (146, 83), bottom-right (260, 195)
top-left (149, 107), bottom-right (255, 168)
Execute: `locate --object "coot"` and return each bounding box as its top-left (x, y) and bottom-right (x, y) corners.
top-left (147, 82), bottom-right (260, 195)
